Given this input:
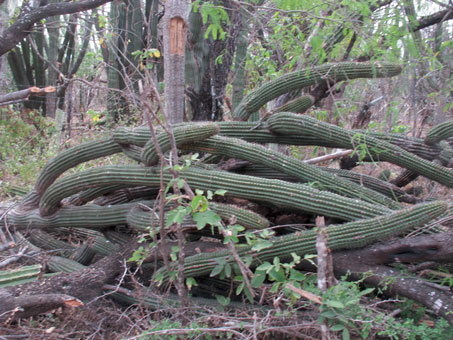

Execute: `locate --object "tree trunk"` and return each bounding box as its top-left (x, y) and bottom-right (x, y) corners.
top-left (185, 0), bottom-right (241, 121)
top-left (162, 0), bottom-right (188, 124)
top-left (45, 5), bottom-right (60, 118)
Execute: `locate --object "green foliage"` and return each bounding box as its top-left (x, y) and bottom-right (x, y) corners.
top-left (132, 320), bottom-right (217, 340)
top-left (318, 280), bottom-right (375, 340)
top-left (192, 1), bottom-right (230, 40)
top-left (0, 109), bottom-right (58, 197)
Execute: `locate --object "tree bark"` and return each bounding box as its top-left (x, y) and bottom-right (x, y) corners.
top-left (163, 0), bottom-right (188, 124)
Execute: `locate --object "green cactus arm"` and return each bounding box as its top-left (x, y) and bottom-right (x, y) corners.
top-left (114, 121), bottom-right (441, 162)
top-left (271, 95), bottom-right (314, 115)
top-left (120, 144), bottom-right (143, 162)
top-left (34, 139), bottom-right (122, 195)
top-left (65, 184), bottom-right (149, 206)
top-left (8, 201), bottom-right (154, 230)
top-left (27, 230), bottom-right (76, 257)
top-left (267, 113), bottom-right (453, 188)
top-left (361, 130), bottom-right (442, 161)
top-left (235, 164), bottom-right (418, 204)
top-left (141, 123), bottom-right (219, 166)
top-left (113, 121), bottom-right (348, 149)
top-left (232, 62), bottom-right (402, 121)
top-left (181, 135), bottom-right (401, 209)
top-left (91, 236), bottom-right (120, 256)
top-left (154, 201), bottom-right (447, 283)
top-left (47, 256), bottom-right (87, 273)
top-left (208, 202), bottom-right (271, 230)
top-left (108, 287), bottom-right (268, 311)
top-left (126, 202), bottom-right (270, 232)
top-left (0, 265), bottom-right (43, 288)
top-left (425, 120), bottom-right (453, 146)
top-left (38, 165), bottom-right (391, 220)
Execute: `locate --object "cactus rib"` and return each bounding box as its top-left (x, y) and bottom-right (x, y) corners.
top-left (181, 135), bottom-right (401, 209)
top-left (235, 164), bottom-right (418, 204)
top-left (35, 139), bottom-right (122, 195)
top-left (9, 201), bottom-right (154, 230)
top-left (425, 120), bottom-right (453, 146)
top-left (272, 95), bottom-right (314, 114)
top-left (141, 123), bottom-right (219, 166)
top-left (267, 113), bottom-right (453, 188)
top-left (233, 62), bottom-right (402, 121)
top-left (38, 165), bottom-right (391, 220)
top-left (155, 201), bottom-right (447, 284)
top-left (113, 122), bottom-right (440, 162)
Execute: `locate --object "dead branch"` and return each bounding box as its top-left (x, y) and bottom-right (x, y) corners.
top-left (0, 238), bottom-right (139, 321)
top-left (0, 86), bottom-right (55, 106)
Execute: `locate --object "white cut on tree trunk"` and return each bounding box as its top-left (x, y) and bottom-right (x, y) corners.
top-left (162, 0), bottom-right (188, 124)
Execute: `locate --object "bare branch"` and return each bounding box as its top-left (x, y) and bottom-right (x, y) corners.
top-left (0, 0), bottom-right (113, 56)
top-left (0, 86), bottom-right (55, 105)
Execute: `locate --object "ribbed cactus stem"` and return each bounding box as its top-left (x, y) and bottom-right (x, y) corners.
top-left (154, 201), bottom-right (447, 284)
top-left (39, 165), bottom-right (391, 220)
top-left (9, 201), bottom-right (153, 230)
top-left (233, 62), bottom-right (402, 121)
top-left (236, 164), bottom-right (418, 203)
top-left (126, 202), bottom-right (270, 232)
top-left (272, 95), bottom-right (314, 114)
top-left (0, 265), bottom-right (42, 288)
top-left (113, 122), bottom-right (443, 162)
top-left (425, 120), bottom-right (453, 146)
top-left (141, 123), bottom-right (219, 166)
top-left (27, 230), bottom-right (75, 257)
top-left (268, 113), bottom-right (453, 188)
top-left (182, 136), bottom-right (401, 209)
top-left (34, 139), bottom-right (122, 195)
top-left (47, 256), bottom-right (87, 273)
top-left (209, 202), bottom-right (271, 229)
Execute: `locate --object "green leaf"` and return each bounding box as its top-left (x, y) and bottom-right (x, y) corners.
top-left (215, 295), bottom-right (230, 306)
top-left (268, 268), bottom-right (286, 282)
top-left (324, 300), bottom-right (345, 309)
top-left (320, 310), bottom-right (337, 319)
top-left (186, 277), bottom-right (197, 290)
top-left (251, 271), bottom-right (266, 288)
top-left (342, 328), bottom-right (350, 340)
top-left (255, 262), bottom-right (272, 272)
top-left (177, 178), bottom-right (185, 189)
top-left (251, 239), bottom-right (273, 252)
top-left (224, 263), bottom-right (232, 277)
top-left (330, 324), bottom-right (345, 331)
top-left (210, 263), bottom-right (224, 277)
top-left (193, 210), bottom-right (222, 230)
top-left (214, 189), bottom-right (227, 196)
top-left (289, 269), bottom-right (305, 282)
top-left (165, 206), bottom-right (190, 227)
